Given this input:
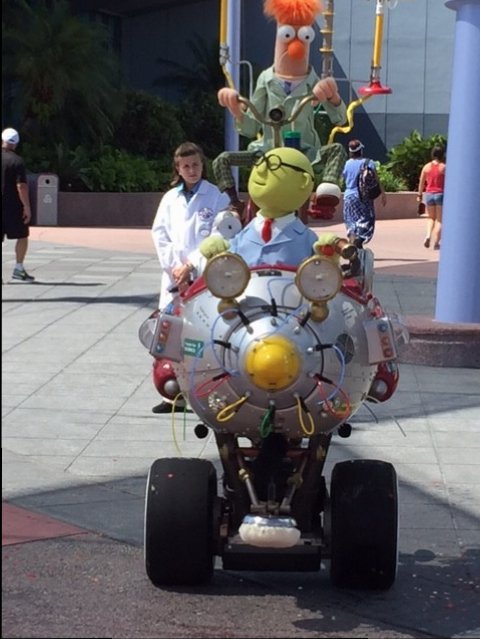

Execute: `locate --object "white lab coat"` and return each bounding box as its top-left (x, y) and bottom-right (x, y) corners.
top-left (151, 179), bottom-right (230, 308)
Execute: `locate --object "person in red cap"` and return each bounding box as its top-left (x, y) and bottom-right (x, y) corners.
top-left (2, 127), bottom-right (34, 282)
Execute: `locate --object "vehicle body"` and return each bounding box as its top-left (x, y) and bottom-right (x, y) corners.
top-left (140, 247), bottom-right (408, 589)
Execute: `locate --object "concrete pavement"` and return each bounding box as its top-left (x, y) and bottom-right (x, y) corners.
top-left (2, 220), bottom-right (480, 638)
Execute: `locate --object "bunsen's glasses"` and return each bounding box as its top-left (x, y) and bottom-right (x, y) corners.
top-left (253, 153), bottom-right (314, 180)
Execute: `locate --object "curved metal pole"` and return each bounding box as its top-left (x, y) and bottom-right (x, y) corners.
top-left (328, 95), bottom-right (372, 144)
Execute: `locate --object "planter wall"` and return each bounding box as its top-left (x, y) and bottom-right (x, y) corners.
top-left (57, 192), bottom-right (162, 227)
top-left (54, 191), bottom-right (419, 228)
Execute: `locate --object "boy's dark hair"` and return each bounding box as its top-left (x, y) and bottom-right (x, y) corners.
top-left (431, 145), bottom-right (445, 162)
top-left (171, 142), bottom-right (207, 187)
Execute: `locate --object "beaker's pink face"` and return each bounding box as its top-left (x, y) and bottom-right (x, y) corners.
top-left (273, 24), bottom-right (315, 76)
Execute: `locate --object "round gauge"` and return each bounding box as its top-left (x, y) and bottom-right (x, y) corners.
top-left (204, 252), bottom-right (251, 299)
top-left (295, 256), bottom-right (343, 302)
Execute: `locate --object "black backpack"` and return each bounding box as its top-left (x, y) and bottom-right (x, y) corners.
top-left (357, 159), bottom-right (382, 201)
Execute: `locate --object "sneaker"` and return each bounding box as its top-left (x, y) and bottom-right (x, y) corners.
top-left (423, 238), bottom-right (430, 249)
top-left (12, 268), bottom-right (35, 282)
top-left (433, 243), bottom-right (440, 250)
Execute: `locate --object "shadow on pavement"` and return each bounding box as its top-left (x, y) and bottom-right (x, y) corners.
top-left (1, 293), bottom-right (156, 306)
top-left (3, 462), bottom-right (479, 638)
top-left (5, 281), bottom-right (104, 287)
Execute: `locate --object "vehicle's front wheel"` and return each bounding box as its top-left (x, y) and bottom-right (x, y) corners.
top-left (144, 457), bottom-right (217, 586)
top-left (329, 459), bottom-right (398, 590)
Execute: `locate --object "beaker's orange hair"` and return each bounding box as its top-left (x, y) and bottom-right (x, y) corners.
top-left (264, 0), bottom-right (322, 25)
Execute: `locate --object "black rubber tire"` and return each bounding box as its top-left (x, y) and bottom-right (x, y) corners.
top-left (144, 457), bottom-right (217, 586)
top-left (329, 459), bottom-right (398, 590)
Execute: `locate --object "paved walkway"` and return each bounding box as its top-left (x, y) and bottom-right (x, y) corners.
top-left (2, 221), bottom-right (479, 639)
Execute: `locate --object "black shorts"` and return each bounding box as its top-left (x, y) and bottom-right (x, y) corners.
top-left (2, 207), bottom-right (30, 241)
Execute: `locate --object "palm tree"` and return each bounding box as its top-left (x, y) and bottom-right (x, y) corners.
top-left (153, 33), bottom-right (257, 158)
top-left (2, 0), bottom-right (124, 148)
top-left (153, 33), bottom-right (227, 100)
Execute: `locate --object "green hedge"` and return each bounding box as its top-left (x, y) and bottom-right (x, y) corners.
top-left (20, 95), bottom-right (446, 194)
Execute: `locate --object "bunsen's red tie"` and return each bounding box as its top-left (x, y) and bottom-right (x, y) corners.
top-left (261, 218), bottom-right (273, 242)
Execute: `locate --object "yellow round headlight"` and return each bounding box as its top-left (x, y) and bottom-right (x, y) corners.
top-left (245, 335), bottom-right (300, 390)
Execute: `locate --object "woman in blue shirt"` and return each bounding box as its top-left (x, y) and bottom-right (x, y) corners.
top-left (342, 139), bottom-right (386, 248)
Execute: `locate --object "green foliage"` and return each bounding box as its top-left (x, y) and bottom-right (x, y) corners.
top-left (20, 122), bottom-right (449, 193)
top-left (154, 34), bottom-right (226, 99)
top-left (385, 130), bottom-right (447, 190)
top-left (21, 141), bottom-right (62, 174)
top-left (3, 0), bottom-right (124, 148)
top-left (21, 142), bottom-right (92, 191)
top-left (113, 91), bottom-right (185, 160)
top-left (22, 140), bottom-right (173, 192)
top-left (80, 147), bottom-right (171, 193)
top-left (153, 34), bottom-right (230, 160)
top-left (375, 163), bottom-right (409, 192)
top-left (176, 91), bottom-right (225, 160)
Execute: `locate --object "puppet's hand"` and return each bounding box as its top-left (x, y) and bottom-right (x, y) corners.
top-left (313, 232), bottom-right (342, 263)
top-left (218, 87), bottom-right (244, 120)
top-left (199, 236), bottom-right (230, 259)
top-left (314, 233), bottom-right (359, 277)
top-left (312, 77), bottom-right (341, 107)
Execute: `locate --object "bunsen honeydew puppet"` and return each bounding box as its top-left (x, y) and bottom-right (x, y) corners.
top-left (201, 147), bottom-right (316, 264)
top-left (213, 0), bottom-right (347, 221)
top-left (200, 146), bottom-right (354, 268)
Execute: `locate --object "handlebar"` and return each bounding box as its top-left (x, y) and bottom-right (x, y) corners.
top-left (237, 93), bottom-right (316, 147)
